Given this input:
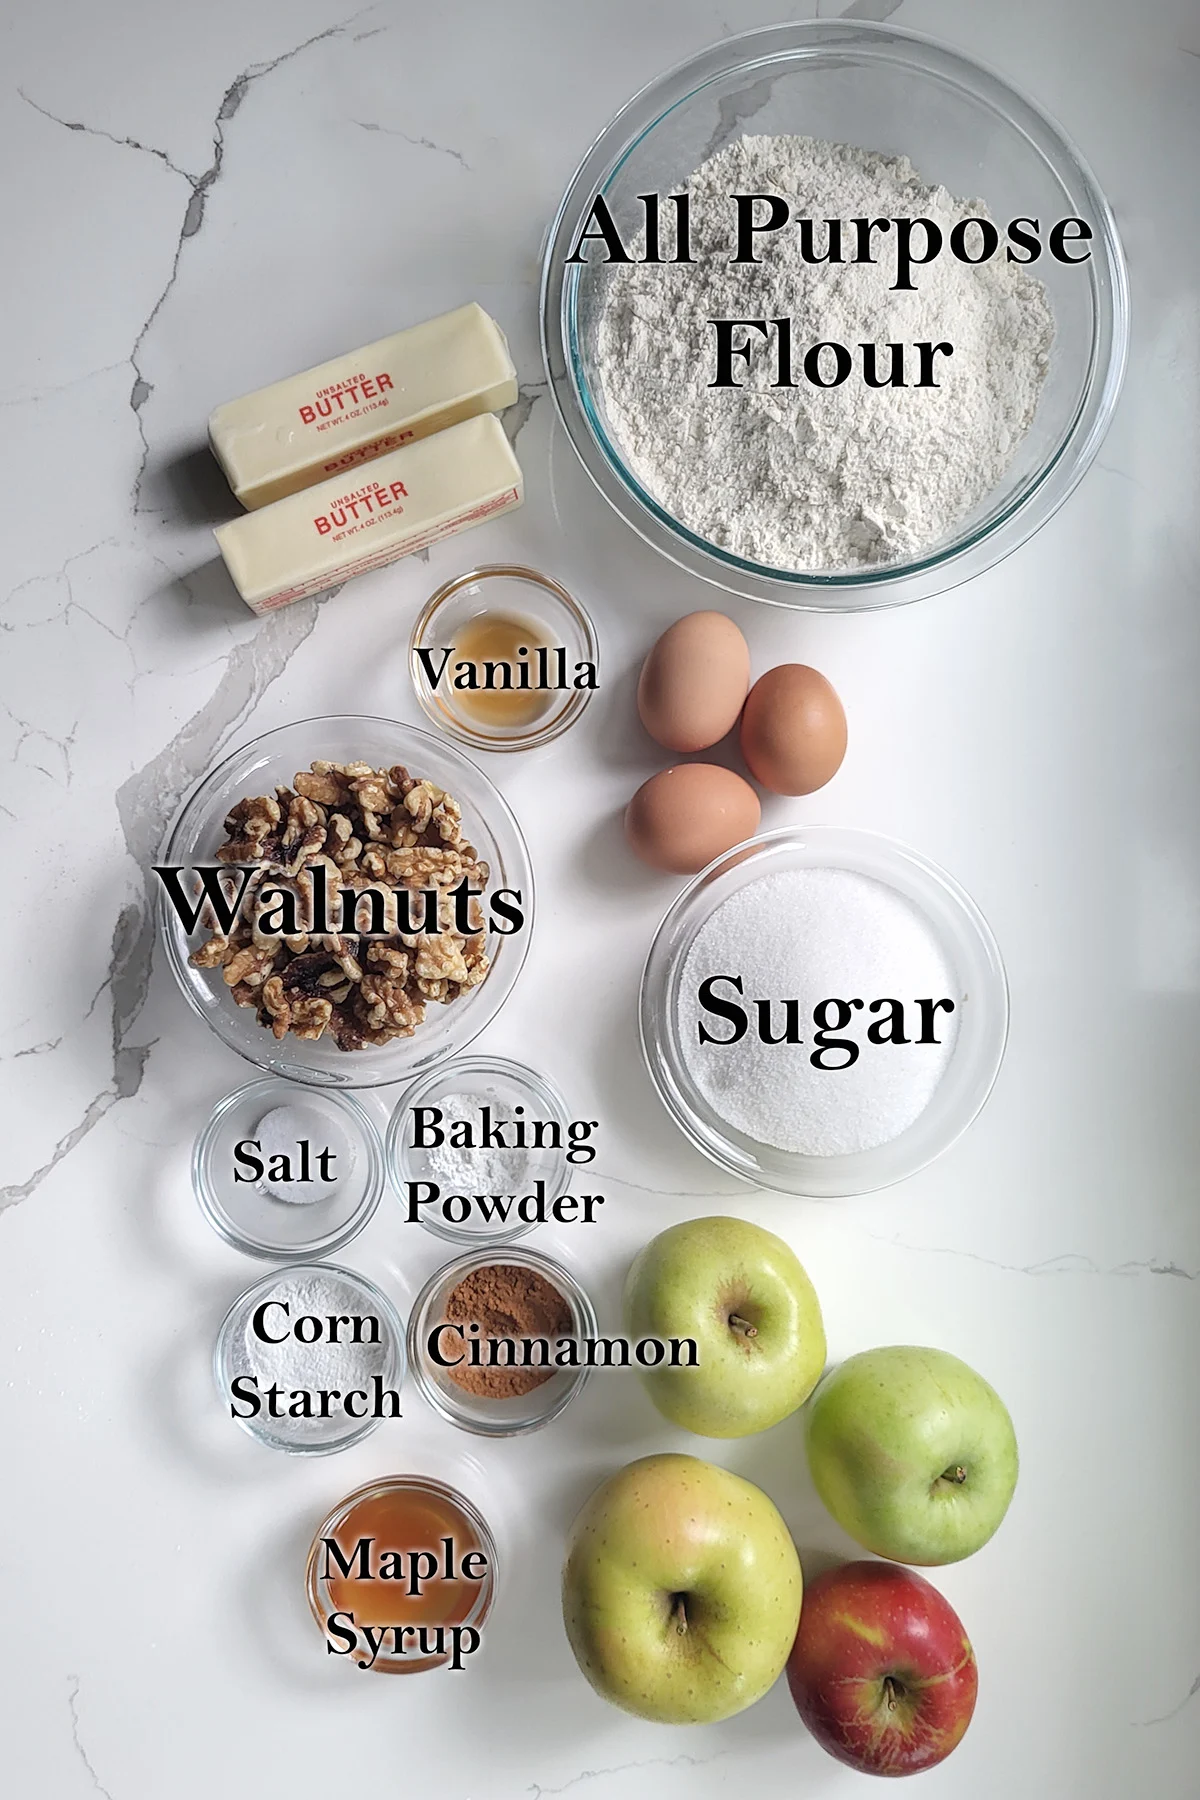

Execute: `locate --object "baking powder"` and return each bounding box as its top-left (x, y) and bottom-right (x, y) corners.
top-left (424, 1089), bottom-right (538, 1193)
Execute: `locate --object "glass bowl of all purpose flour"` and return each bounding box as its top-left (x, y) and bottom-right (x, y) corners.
top-left (541, 20), bottom-right (1128, 610)
top-left (640, 827), bottom-right (1009, 1197)
top-left (158, 716), bottom-right (533, 1089)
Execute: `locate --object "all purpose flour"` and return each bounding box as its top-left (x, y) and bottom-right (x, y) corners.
top-left (596, 134), bottom-right (1055, 570)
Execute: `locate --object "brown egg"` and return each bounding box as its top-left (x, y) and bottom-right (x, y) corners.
top-left (740, 664), bottom-right (847, 796)
top-left (625, 764), bottom-right (761, 874)
top-left (637, 611), bottom-right (751, 752)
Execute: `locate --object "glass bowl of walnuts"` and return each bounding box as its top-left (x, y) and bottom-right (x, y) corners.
top-left (157, 716), bottom-right (534, 1088)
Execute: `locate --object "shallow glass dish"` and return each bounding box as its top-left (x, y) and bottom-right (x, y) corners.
top-left (158, 716), bottom-right (533, 1088)
top-left (387, 1055), bottom-right (574, 1247)
top-left (640, 826), bottom-right (1008, 1196)
top-left (213, 1262), bottom-right (405, 1455)
top-left (541, 20), bottom-right (1128, 609)
top-left (409, 565), bottom-right (597, 752)
top-left (194, 1077), bottom-right (385, 1259)
top-left (407, 1247), bottom-right (599, 1437)
top-left (306, 1475), bottom-right (497, 1674)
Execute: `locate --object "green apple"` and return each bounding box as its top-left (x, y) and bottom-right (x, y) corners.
top-left (562, 1452), bottom-right (802, 1723)
top-left (806, 1345), bottom-right (1019, 1565)
top-left (624, 1216), bottom-right (826, 1437)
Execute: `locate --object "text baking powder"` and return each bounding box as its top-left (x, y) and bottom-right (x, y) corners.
top-left (238, 1271), bottom-right (392, 1442)
top-left (597, 134), bottom-right (1054, 571)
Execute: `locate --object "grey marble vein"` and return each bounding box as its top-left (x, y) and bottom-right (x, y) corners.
top-left (66, 1676), bottom-right (116, 1800)
top-left (0, 361), bottom-right (127, 411)
top-left (504, 382), bottom-right (547, 448)
top-left (126, 14), bottom-right (370, 509)
top-left (353, 120), bottom-right (471, 169)
top-left (18, 90), bottom-right (196, 182)
top-left (699, 74), bottom-right (781, 165)
top-left (0, 595), bottom-right (327, 1214)
top-left (21, 12), bottom-right (371, 511)
top-left (840, 0), bottom-right (905, 19)
top-left (868, 1237), bottom-right (1198, 1279)
top-left (1138, 1671), bottom-right (1200, 1726)
top-left (595, 1169), bottom-right (744, 1201)
top-left (529, 1750), bottom-right (731, 1797)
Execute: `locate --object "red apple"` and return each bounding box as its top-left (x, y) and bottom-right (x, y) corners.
top-left (786, 1561), bottom-right (977, 1777)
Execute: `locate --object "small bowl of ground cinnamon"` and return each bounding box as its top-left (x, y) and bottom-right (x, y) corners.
top-left (407, 1247), bottom-right (599, 1435)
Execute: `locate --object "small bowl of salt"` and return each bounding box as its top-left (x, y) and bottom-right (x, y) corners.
top-left (194, 1077), bottom-right (386, 1260)
top-left (386, 1056), bottom-right (575, 1247)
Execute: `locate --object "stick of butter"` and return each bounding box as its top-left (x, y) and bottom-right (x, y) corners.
top-left (213, 413), bottom-right (523, 615)
top-left (208, 302), bottom-right (518, 509)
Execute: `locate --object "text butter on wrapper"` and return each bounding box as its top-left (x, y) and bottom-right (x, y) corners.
top-left (208, 302), bottom-right (518, 510)
top-left (214, 414), bottom-right (523, 615)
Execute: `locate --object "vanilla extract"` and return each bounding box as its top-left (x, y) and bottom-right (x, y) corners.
top-left (416, 612), bottom-right (597, 730)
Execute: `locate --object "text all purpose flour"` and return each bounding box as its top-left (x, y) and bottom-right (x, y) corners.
top-left (596, 134), bottom-right (1055, 571)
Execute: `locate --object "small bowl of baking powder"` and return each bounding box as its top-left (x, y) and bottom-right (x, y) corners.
top-left (386, 1056), bottom-right (579, 1247)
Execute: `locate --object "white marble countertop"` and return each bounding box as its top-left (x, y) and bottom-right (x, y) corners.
top-left (3, 0), bottom-right (1199, 1794)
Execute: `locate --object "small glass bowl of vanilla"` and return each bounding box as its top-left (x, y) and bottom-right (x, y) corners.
top-left (409, 564), bottom-right (598, 752)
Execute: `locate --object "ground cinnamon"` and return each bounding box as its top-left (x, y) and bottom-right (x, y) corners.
top-left (441, 1262), bottom-right (573, 1399)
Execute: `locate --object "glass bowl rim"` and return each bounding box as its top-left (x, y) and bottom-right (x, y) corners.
top-left (212, 1259), bottom-right (407, 1455)
top-left (156, 712), bottom-right (535, 1089)
top-left (639, 823), bottom-right (1010, 1195)
top-left (405, 1244), bottom-right (600, 1436)
top-left (540, 17), bottom-right (1130, 610)
top-left (386, 1053), bottom-right (575, 1247)
top-left (193, 1075), bottom-right (386, 1260)
top-left (408, 563), bottom-right (599, 752)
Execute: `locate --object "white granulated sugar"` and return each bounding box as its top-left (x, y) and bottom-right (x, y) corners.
top-left (597, 134), bottom-right (1055, 570)
top-left (679, 868), bottom-right (960, 1156)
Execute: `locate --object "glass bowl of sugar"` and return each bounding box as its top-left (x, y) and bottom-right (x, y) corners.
top-left (640, 826), bottom-right (1008, 1197)
top-left (541, 19), bottom-right (1128, 609)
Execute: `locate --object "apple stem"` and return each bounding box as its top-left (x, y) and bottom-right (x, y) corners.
top-left (942, 1465), bottom-right (968, 1485)
top-left (883, 1676), bottom-right (904, 1711)
top-left (728, 1313), bottom-right (758, 1338)
top-left (670, 1594), bottom-right (689, 1636)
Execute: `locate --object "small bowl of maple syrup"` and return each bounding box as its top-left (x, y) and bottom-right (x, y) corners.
top-left (306, 1474), bottom-right (498, 1673)
top-left (409, 563), bottom-right (598, 752)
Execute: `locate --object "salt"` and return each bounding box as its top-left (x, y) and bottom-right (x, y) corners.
top-left (679, 868), bottom-right (960, 1156)
top-left (254, 1103), bottom-right (356, 1204)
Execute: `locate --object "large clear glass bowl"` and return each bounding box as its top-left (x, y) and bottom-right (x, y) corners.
top-left (640, 826), bottom-right (1009, 1196)
top-left (541, 20), bottom-right (1128, 609)
top-left (158, 716), bottom-right (533, 1088)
